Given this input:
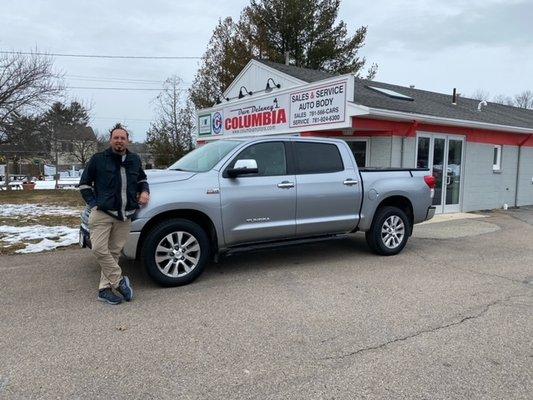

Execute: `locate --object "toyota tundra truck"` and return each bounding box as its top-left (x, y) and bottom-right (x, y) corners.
top-left (80, 136), bottom-right (436, 286)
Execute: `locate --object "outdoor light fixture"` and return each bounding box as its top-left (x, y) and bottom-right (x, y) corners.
top-left (265, 78), bottom-right (281, 93)
top-left (238, 86), bottom-right (253, 99)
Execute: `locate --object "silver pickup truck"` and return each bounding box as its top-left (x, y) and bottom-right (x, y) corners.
top-left (80, 136), bottom-right (436, 286)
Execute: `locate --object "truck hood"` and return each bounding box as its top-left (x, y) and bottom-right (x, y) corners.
top-left (145, 169), bottom-right (196, 184)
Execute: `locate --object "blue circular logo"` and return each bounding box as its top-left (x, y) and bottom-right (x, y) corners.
top-left (212, 112), bottom-right (223, 135)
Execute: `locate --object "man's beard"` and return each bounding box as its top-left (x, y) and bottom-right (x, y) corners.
top-left (112, 145), bottom-right (126, 154)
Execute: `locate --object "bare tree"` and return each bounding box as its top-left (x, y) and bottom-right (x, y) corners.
top-left (492, 94), bottom-right (514, 106)
top-left (146, 75), bottom-right (195, 167)
top-left (470, 89), bottom-right (490, 101)
top-left (94, 129), bottom-right (109, 152)
top-left (0, 51), bottom-right (63, 142)
top-left (69, 128), bottom-right (97, 166)
top-left (513, 90), bottom-right (533, 109)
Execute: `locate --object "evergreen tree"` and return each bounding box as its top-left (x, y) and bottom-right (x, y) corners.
top-left (190, 0), bottom-right (376, 109)
top-left (43, 101), bottom-right (94, 165)
top-left (190, 18), bottom-right (253, 110)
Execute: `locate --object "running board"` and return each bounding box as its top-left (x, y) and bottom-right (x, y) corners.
top-left (222, 234), bottom-right (349, 257)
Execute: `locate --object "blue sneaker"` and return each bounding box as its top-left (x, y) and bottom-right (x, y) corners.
top-left (117, 276), bottom-right (133, 301)
top-left (98, 288), bottom-right (122, 305)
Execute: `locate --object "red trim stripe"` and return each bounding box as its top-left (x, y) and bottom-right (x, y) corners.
top-left (302, 117), bottom-right (533, 147)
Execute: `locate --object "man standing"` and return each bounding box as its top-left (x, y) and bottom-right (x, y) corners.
top-left (79, 123), bottom-right (150, 304)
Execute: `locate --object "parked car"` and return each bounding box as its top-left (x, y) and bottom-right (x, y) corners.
top-left (80, 136), bottom-right (436, 286)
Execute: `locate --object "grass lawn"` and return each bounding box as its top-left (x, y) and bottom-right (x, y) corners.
top-left (0, 190), bottom-right (85, 207)
top-left (0, 190), bottom-right (84, 255)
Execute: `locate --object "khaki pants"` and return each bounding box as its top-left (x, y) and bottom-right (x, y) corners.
top-left (89, 209), bottom-right (132, 290)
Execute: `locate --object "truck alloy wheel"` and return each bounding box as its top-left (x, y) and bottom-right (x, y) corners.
top-left (143, 219), bottom-right (211, 286)
top-left (155, 231), bottom-right (201, 278)
top-left (381, 215), bottom-right (405, 249)
top-left (366, 206), bottom-right (410, 256)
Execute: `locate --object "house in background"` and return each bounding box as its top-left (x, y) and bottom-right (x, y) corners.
top-left (128, 142), bottom-right (155, 169)
top-left (54, 126), bottom-right (97, 168)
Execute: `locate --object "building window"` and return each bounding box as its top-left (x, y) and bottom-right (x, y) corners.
top-left (416, 137), bottom-right (430, 168)
top-left (345, 140), bottom-right (367, 167)
top-left (493, 145), bottom-right (502, 171)
top-left (60, 141), bottom-right (74, 152)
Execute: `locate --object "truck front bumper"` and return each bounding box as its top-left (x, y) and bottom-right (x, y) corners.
top-left (425, 206), bottom-right (436, 221)
top-left (122, 232), bottom-right (141, 260)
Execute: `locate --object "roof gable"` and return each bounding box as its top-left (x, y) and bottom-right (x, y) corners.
top-left (223, 59), bottom-right (306, 99)
top-left (255, 59), bottom-right (336, 83)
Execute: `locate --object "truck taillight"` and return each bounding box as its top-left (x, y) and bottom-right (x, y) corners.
top-left (424, 175), bottom-right (436, 198)
top-left (424, 175), bottom-right (436, 188)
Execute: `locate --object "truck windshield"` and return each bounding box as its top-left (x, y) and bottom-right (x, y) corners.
top-left (167, 140), bottom-right (241, 172)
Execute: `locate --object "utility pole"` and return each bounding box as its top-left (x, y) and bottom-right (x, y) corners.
top-left (54, 127), bottom-right (59, 189)
top-left (4, 157), bottom-right (10, 191)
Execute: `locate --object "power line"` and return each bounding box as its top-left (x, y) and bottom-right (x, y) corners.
top-left (69, 76), bottom-right (163, 84)
top-left (69, 86), bottom-right (163, 91)
top-left (67, 76), bottom-right (192, 85)
top-left (92, 117), bottom-right (153, 122)
top-left (68, 84), bottom-right (192, 91)
top-left (0, 50), bottom-right (202, 60)
top-left (68, 74), bottom-right (161, 81)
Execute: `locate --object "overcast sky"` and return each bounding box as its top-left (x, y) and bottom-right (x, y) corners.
top-left (2, 0), bottom-right (532, 141)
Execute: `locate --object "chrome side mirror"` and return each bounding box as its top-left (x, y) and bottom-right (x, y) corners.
top-left (227, 159), bottom-right (259, 178)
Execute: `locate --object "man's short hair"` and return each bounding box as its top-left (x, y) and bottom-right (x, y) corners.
top-left (109, 123), bottom-right (129, 138)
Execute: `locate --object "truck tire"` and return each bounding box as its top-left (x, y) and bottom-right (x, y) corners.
top-left (142, 219), bottom-right (211, 286)
top-left (365, 206), bottom-right (411, 256)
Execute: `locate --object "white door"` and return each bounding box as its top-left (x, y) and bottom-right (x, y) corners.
top-left (416, 135), bottom-right (465, 213)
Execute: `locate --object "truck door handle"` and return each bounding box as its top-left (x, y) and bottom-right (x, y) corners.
top-left (343, 179), bottom-right (359, 186)
top-left (277, 181), bottom-right (295, 189)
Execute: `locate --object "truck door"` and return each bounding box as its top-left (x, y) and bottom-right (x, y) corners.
top-left (219, 141), bottom-right (296, 246)
top-left (293, 140), bottom-right (362, 236)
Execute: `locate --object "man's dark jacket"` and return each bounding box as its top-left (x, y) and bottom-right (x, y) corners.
top-left (79, 148), bottom-right (149, 221)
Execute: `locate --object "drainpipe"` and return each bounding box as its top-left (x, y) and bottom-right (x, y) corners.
top-left (514, 134), bottom-right (532, 207)
top-left (401, 121), bottom-right (418, 167)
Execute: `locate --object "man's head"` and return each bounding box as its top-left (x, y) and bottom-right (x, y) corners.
top-left (109, 123), bottom-right (129, 154)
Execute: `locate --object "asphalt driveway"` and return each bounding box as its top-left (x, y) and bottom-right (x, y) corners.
top-left (0, 210), bottom-right (532, 399)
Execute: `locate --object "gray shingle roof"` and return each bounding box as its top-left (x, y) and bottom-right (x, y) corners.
top-left (256, 59), bottom-right (336, 83)
top-left (256, 59), bottom-right (533, 130)
top-left (56, 126), bottom-right (96, 141)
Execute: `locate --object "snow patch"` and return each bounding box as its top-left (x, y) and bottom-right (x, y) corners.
top-left (0, 225), bottom-right (79, 253)
top-left (0, 204), bottom-right (81, 217)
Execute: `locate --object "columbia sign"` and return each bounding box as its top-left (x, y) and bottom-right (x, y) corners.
top-left (197, 75), bottom-right (353, 137)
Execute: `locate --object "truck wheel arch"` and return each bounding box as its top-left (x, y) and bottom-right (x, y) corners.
top-left (136, 209), bottom-right (218, 259)
top-left (374, 196), bottom-right (414, 236)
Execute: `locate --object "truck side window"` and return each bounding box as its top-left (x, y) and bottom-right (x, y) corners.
top-left (294, 142), bottom-right (344, 174)
top-left (230, 142), bottom-right (287, 176)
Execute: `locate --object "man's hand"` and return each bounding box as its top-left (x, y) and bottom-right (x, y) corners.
top-left (138, 191), bottom-right (150, 206)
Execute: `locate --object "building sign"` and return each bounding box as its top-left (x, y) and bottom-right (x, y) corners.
top-left (223, 95), bottom-right (289, 135)
top-left (289, 80), bottom-right (347, 128)
top-left (212, 112), bottom-right (223, 135)
top-left (197, 76), bottom-right (353, 137)
top-left (198, 114), bottom-right (211, 135)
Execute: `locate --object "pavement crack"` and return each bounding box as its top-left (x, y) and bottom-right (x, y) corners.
top-left (452, 266), bottom-right (526, 285)
top-left (412, 248), bottom-right (527, 286)
top-left (322, 296), bottom-right (515, 361)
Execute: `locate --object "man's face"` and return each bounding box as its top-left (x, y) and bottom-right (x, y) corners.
top-left (110, 129), bottom-right (129, 154)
